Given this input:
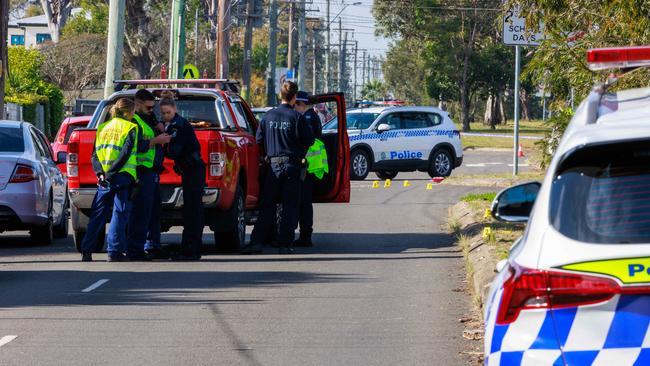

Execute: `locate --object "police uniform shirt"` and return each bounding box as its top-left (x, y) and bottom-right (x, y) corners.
top-left (165, 114), bottom-right (202, 165)
top-left (257, 104), bottom-right (315, 159)
top-left (303, 108), bottom-right (322, 139)
top-left (135, 112), bottom-right (165, 171)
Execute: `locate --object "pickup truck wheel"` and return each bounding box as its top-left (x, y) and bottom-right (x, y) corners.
top-left (214, 185), bottom-right (246, 253)
top-left (375, 171), bottom-right (398, 180)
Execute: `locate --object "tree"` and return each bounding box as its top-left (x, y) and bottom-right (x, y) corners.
top-left (40, 0), bottom-right (74, 43)
top-left (124, 1), bottom-right (170, 79)
top-left (382, 39), bottom-right (432, 105)
top-left (375, 0), bottom-right (502, 131)
top-left (40, 33), bottom-right (106, 103)
top-left (361, 80), bottom-right (386, 101)
top-left (62, 0), bottom-right (108, 35)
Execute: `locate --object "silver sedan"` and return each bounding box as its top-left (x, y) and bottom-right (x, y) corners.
top-left (0, 120), bottom-right (68, 244)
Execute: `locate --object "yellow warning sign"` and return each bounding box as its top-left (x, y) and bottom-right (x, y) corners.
top-left (403, 180), bottom-right (411, 187)
top-left (384, 179), bottom-right (392, 188)
top-left (372, 181), bottom-right (380, 189)
top-left (183, 64), bottom-right (199, 79)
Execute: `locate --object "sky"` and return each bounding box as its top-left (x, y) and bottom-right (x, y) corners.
top-left (306, 0), bottom-right (391, 59)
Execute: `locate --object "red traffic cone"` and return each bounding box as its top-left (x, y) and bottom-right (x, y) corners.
top-left (518, 143), bottom-right (525, 158)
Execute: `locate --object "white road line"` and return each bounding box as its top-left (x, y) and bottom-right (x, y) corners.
top-left (466, 163), bottom-right (486, 167)
top-left (508, 164), bottom-right (530, 167)
top-left (82, 279), bottom-right (109, 293)
top-left (0, 335), bottom-right (17, 347)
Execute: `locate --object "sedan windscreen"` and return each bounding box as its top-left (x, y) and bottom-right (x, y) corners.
top-left (0, 127), bottom-right (24, 152)
top-left (550, 139), bottom-right (650, 244)
top-left (324, 113), bottom-right (378, 130)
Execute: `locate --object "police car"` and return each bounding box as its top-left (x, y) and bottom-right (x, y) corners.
top-left (323, 106), bottom-right (463, 180)
top-left (485, 46), bottom-right (650, 365)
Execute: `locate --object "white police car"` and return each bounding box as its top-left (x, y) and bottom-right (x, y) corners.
top-left (485, 46), bottom-right (650, 365)
top-left (323, 106), bottom-right (463, 180)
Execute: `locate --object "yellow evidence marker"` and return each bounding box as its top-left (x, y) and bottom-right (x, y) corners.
top-left (426, 183), bottom-right (434, 190)
top-left (372, 181), bottom-right (380, 189)
top-left (403, 180), bottom-right (411, 187)
top-left (484, 208), bottom-right (492, 219)
top-left (384, 179), bottom-right (392, 188)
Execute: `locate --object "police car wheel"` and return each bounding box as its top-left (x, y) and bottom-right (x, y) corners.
top-left (375, 171), bottom-right (398, 180)
top-left (429, 149), bottom-right (453, 177)
top-left (350, 150), bottom-right (370, 180)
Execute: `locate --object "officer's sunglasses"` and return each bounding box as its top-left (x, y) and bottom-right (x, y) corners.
top-left (145, 104), bottom-right (155, 111)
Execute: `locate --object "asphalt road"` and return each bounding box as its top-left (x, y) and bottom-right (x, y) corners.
top-left (0, 150), bottom-right (509, 366)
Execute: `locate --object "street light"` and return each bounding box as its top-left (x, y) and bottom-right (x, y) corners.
top-left (325, 1), bottom-right (361, 92)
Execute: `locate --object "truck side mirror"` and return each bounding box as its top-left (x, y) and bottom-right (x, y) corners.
top-left (491, 182), bottom-right (541, 222)
top-left (56, 151), bottom-right (67, 164)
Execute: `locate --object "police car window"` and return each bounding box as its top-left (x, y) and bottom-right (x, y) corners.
top-left (550, 140), bottom-right (650, 244)
top-left (427, 113), bottom-right (443, 126)
top-left (399, 112), bottom-right (435, 129)
top-left (385, 114), bottom-right (400, 129)
top-left (346, 113), bottom-right (379, 130)
top-left (230, 102), bottom-right (253, 133)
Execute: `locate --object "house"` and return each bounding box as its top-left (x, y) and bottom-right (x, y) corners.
top-left (8, 9), bottom-right (85, 47)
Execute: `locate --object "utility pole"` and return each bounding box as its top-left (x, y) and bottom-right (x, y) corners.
top-left (242, 0), bottom-right (254, 100)
top-left (266, 0), bottom-right (279, 105)
top-left (312, 36), bottom-right (317, 94)
top-left (337, 18), bottom-right (342, 91)
top-left (361, 50), bottom-right (366, 91)
top-left (297, 0), bottom-right (307, 90)
top-left (216, 0), bottom-right (231, 79)
top-left (324, 0), bottom-right (330, 92)
top-left (194, 8), bottom-right (199, 64)
top-left (0, 0), bottom-right (8, 118)
top-left (287, 1), bottom-right (295, 78)
top-left (103, 0), bottom-right (126, 99)
top-left (169, 0), bottom-right (186, 79)
top-left (340, 31), bottom-right (348, 95)
top-left (353, 41), bottom-right (358, 102)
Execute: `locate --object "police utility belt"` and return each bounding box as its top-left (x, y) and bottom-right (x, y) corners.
top-left (174, 151), bottom-right (203, 175)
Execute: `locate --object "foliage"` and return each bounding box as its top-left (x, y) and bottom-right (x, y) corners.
top-left (535, 107), bottom-right (574, 169)
top-left (40, 33), bottom-right (106, 104)
top-left (382, 39), bottom-right (432, 104)
top-left (361, 80), bottom-right (387, 101)
top-left (6, 47), bottom-right (64, 135)
top-left (461, 192), bottom-right (497, 202)
top-left (62, 1), bottom-right (108, 35)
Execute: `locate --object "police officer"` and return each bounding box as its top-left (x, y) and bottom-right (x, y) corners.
top-left (81, 98), bottom-right (138, 262)
top-left (127, 89), bottom-right (171, 260)
top-left (241, 81), bottom-right (314, 254)
top-left (160, 92), bottom-right (205, 261)
top-left (293, 91), bottom-right (322, 247)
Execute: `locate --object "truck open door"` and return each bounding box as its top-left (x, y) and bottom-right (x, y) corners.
top-left (311, 93), bottom-right (350, 203)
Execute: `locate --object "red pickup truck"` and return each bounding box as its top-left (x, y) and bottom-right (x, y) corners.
top-left (66, 79), bottom-right (350, 253)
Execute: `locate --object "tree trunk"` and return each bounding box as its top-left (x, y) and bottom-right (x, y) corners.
top-left (520, 88), bottom-right (530, 120)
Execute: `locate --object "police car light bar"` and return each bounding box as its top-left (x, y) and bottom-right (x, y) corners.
top-left (587, 46), bottom-right (650, 71)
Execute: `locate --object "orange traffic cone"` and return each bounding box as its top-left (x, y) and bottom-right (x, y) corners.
top-left (518, 144), bottom-right (525, 158)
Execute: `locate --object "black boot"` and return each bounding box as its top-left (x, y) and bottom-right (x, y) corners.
top-left (240, 242), bottom-right (263, 255)
top-left (81, 252), bottom-right (93, 262)
top-left (293, 234), bottom-right (313, 247)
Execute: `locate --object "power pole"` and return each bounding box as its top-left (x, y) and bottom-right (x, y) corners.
top-left (340, 31), bottom-right (347, 95)
top-left (103, 0), bottom-right (126, 99)
top-left (353, 41), bottom-right (358, 102)
top-left (361, 50), bottom-right (366, 92)
top-left (337, 18), bottom-right (342, 91)
top-left (216, 0), bottom-right (231, 79)
top-left (0, 0), bottom-right (8, 118)
top-left (287, 1), bottom-right (295, 78)
top-left (324, 0), bottom-right (330, 92)
top-left (242, 0), bottom-right (254, 100)
top-left (194, 7), bottom-right (199, 64)
top-left (312, 35), bottom-right (317, 94)
top-left (297, 0), bottom-right (307, 90)
top-left (266, 0), bottom-right (279, 105)
top-left (169, 0), bottom-right (186, 79)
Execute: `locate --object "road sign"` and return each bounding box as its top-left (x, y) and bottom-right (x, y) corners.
top-left (503, 8), bottom-right (543, 46)
top-left (287, 69), bottom-right (295, 80)
top-left (183, 64), bottom-right (199, 79)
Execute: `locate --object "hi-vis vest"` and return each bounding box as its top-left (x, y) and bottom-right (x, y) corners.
top-left (305, 139), bottom-right (328, 179)
top-left (95, 117), bottom-right (138, 180)
top-left (133, 114), bottom-right (155, 168)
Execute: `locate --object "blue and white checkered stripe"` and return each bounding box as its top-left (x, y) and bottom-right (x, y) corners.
top-left (348, 129), bottom-right (459, 142)
top-left (485, 295), bottom-right (650, 365)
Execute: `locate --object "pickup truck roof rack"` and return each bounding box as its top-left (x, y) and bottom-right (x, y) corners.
top-left (113, 79), bottom-right (241, 93)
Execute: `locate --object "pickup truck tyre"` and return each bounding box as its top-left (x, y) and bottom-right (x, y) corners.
top-left (428, 149), bottom-right (453, 177)
top-left (30, 197), bottom-right (53, 245)
top-left (350, 149), bottom-right (370, 180)
top-left (214, 185), bottom-right (246, 253)
top-left (375, 171), bottom-right (398, 180)
top-left (71, 206), bottom-right (105, 253)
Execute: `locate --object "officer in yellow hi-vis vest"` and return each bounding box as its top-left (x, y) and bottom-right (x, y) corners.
top-left (127, 90), bottom-right (171, 261)
top-left (294, 91), bottom-right (324, 247)
top-left (80, 98), bottom-right (139, 262)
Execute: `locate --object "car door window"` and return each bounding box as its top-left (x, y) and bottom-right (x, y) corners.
top-left (426, 113), bottom-right (443, 126)
top-left (29, 129), bottom-right (46, 158)
top-left (384, 114), bottom-right (401, 130)
top-left (34, 129), bottom-right (53, 160)
top-left (399, 112), bottom-right (435, 129)
top-left (231, 101), bottom-right (254, 134)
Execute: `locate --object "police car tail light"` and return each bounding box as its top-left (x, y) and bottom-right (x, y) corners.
top-left (209, 141), bottom-right (225, 177)
top-left (67, 136), bottom-right (79, 177)
top-left (587, 46), bottom-right (650, 71)
top-left (496, 264), bottom-right (617, 325)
